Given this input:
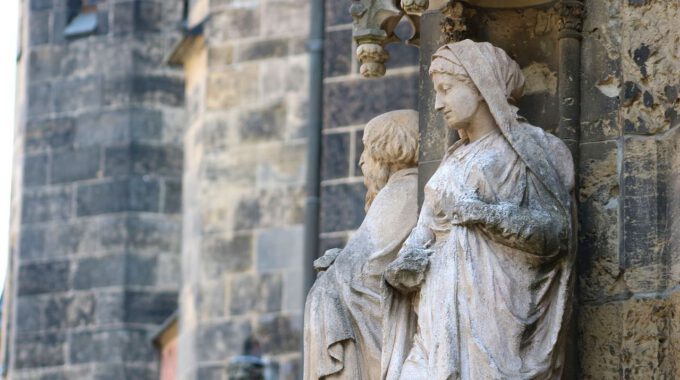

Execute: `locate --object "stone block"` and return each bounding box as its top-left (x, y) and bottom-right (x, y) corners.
top-left (30, 0), bottom-right (52, 11)
top-left (577, 302), bottom-right (622, 379)
top-left (29, 11), bottom-right (51, 46)
top-left (94, 291), bottom-right (125, 325)
top-left (50, 148), bottom-right (101, 184)
top-left (621, 298), bottom-right (670, 378)
top-left (104, 146), bottom-right (131, 177)
top-left (130, 108), bottom-right (164, 141)
top-left (208, 45), bottom-right (234, 68)
top-left (238, 102), bottom-right (286, 142)
top-left (622, 195), bottom-right (659, 268)
top-left (53, 77), bottom-right (102, 113)
top-left (325, 0), bottom-right (352, 26)
top-left (262, 2), bottom-right (309, 37)
top-left (229, 273), bottom-right (283, 315)
top-left (23, 154), bottom-right (48, 187)
top-left (19, 225), bottom-right (45, 260)
top-left (255, 188), bottom-right (305, 229)
top-left (73, 254), bottom-right (126, 290)
top-left (112, 1), bottom-right (163, 34)
top-left (233, 196), bottom-right (261, 231)
top-left (256, 226), bottom-right (303, 271)
top-left (14, 332), bottom-right (66, 369)
top-left (577, 141), bottom-right (621, 301)
top-left (201, 234), bottom-right (253, 276)
top-left (194, 279), bottom-right (227, 321)
top-left (28, 83), bottom-right (52, 116)
top-left (282, 269), bottom-right (303, 312)
top-left (320, 182), bottom-right (366, 233)
top-left (207, 8), bottom-right (261, 42)
top-left (18, 261), bottom-right (70, 296)
top-left (76, 177), bottom-right (160, 216)
top-left (74, 110), bottom-right (131, 147)
top-left (622, 136), bottom-right (658, 197)
top-left (29, 46), bottom-right (55, 83)
top-left (324, 72), bottom-right (419, 128)
top-left (124, 290), bottom-right (177, 324)
top-left (131, 75), bottom-right (185, 107)
top-left (127, 215), bottom-right (181, 252)
top-left (21, 187), bottom-right (72, 224)
top-left (324, 29), bottom-right (352, 78)
top-left (254, 314), bottom-right (301, 355)
top-left (207, 65), bottom-right (259, 109)
top-left (25, 117), bottom-right (75, 152)
top-left (196, 366), bottom-right (229, 380)
top-left (44, 293), bottom-right (96, 330)
top-left (196, 319), bottom-right (253, 361)
top-left (42, 215), bottom-right (128, 258)
top-left (16, 296), bottom-right (43, 332)
top-left (163, 179), bottom-right (182, 214)
top-left (321, 132), bottom-right (350, 180)
top-left (69, 329), bottom-right (154, 364)
top-left (130, 143), bottom-right (183, 176)
top-left (237, 38), bottom-right (289, 62)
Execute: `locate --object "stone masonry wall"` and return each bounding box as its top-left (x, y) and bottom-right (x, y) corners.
top-left (577, 0), bottom-right (680, 378)
top-left (4, 0), bottom-right (186, 378)
top-left (178, 0), bottom-right (309, 378)
top-left (319, 0), bottom-right (419, 252)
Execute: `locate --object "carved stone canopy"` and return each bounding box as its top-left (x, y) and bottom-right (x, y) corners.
top-left (351, 0), bottom-right (562, 78)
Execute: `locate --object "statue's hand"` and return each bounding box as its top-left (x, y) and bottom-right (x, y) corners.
top-left (313, 248), bottom-right (342, 272)
top-left (384, 246), bottom-right (433, 293)
top-left (439, 191), bottom-right (487, 226)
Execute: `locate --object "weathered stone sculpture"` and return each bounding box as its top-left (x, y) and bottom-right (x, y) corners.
top-left (304, 110), bottom-right (420, 379)
top-left (383, 40), bottom-right (576, 379)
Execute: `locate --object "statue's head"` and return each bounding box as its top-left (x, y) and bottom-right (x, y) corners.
top-left (429, 40), bottom-right (525, 132)
top-left (360, 109), bottom-right (419, 211)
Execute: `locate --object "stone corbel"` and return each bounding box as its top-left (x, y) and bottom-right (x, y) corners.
top-left (351, 0), bottom-right (405, 77)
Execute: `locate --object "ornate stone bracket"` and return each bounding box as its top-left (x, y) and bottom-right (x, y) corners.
top-left (352, 0), bottom-right (561, 78)
top-left (556, 0), bottom-right (585, 40)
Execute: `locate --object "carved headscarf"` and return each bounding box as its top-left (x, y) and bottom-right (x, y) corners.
top-left (429, 39), bottom-right (571, 216)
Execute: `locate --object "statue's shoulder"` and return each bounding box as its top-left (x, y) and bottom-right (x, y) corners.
top-left (517, 123), bottom-right (575, 192)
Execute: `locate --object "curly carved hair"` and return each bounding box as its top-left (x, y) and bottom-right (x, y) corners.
top-left (363, 109), bottom-right (419, 169)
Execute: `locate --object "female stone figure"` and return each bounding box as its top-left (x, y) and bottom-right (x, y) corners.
top-left (304, 110), bottom-right (420, 379)
top-left (383, 40), bottom-right (576, 380)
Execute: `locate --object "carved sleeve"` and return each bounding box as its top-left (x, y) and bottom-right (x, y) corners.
top-left (479, 174), bottom-right (569, 256)
top-left (401, 196), bottom-right (436, 251)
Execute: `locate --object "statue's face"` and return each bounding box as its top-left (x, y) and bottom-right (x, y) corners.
top-left (432, 72), bottom-right (481, 130)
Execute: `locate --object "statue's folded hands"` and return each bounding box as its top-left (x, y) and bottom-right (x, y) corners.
top-left (384, 246), bottom-right (433, 294)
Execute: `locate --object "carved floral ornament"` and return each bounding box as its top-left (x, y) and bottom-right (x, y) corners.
top-left (351, 0), bottom-right (581, 78)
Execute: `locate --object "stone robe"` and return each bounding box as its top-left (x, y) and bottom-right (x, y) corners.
top-left (304, 168), bottom-right (418, 380)
top-left (382, 126), bottom-right (575, 380)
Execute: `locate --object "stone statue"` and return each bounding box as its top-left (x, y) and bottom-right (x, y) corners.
top-left (382, 40), bottom-right (576, 379)
top-left (304, 110), bottom-right (420, 380)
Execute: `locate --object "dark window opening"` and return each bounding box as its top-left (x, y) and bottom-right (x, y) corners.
top-left (64, 0), bottom-right (99, 39)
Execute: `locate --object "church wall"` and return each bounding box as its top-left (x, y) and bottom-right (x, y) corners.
top-left (177, 0), bottom-right (310, 378)
top-left (576, 0), bottom-right (680, 377)
top-left (4, 0), bottom-right (187, 378)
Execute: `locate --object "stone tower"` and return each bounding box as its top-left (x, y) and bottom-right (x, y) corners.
top-left (2, 0), bottom-right (186, 377)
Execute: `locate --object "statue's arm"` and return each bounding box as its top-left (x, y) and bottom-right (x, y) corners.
top-left (384, 198), bottom-right (436, 293)
top-left (452, 175), bottom-right (569, 255)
